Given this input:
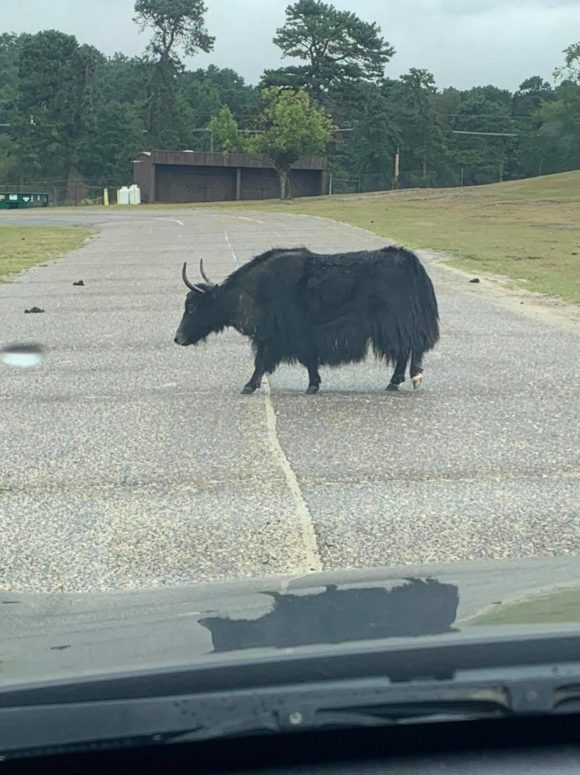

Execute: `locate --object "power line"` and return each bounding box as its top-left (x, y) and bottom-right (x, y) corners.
top-left (445, 112), bottom-right (536, 119)
top-left (450, 130), bottom-right (519, 137)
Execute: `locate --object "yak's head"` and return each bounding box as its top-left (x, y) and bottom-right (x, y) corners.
top-left (174, 260), bottom-right (225, 346)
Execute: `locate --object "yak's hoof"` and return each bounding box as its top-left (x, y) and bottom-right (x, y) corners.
top-left (305, 384), bottom-right (320, 395)
top-left (411, 374), bottom-right (423, 390)
top-left (241, 384), bottom-right (258, 394)
top-left (386, 383), bottom-right (399, 392)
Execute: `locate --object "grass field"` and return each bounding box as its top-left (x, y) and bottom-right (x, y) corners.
top-left (210, 170), bottom-right (580, 305)
top-left (0, 225), bottom-right (94, 282)
top-left (470, 587), bottom-right (580, 626)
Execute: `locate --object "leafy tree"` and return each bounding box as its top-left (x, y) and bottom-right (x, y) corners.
top-left (511, 77), bottom-right (555, 177)
top-left (264, 0), bottom-right (394, 102)
top-left (255, 87), bottom-right (334, 199)
top-left (395, 69), bottom-right (443, 180)
top-left (94, 53), bottom-right (151, 107)
top-left (0, 135), bottom-right (19, 182)
top-left (0, 34), bottom-right (22, 181)
top-left (76, 101), bottom-right (144, 183)
top-left (442, 85), bottom-right (517, 184)
top-left (536, 80), bottom-right (580, 172)
top-left (555, 41), bottom-right (580, 82)
top-left (134, 0), bottom-right (214, 147)
top-left (145, 59), bottom-right (195, 148)
top-left (207, 106), bottom-right (247, 152)
top-left (133, 0), bottom-right (214, 63)
top-left (180, 65), bottom-right (259, 131)
top-left (532, 44), bottom-right (580, 173)
top-left (326, 81), bottom-right (396, 189)
top-left (0, 34), bottom-right (21, 107)
top-left (15, 31), bottom-right (104, 186)
top-left (513, 76), bottom-right (554, 114)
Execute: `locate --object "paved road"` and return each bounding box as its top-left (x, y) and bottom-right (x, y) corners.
top-left (1, 209), bottom-right (579, 592)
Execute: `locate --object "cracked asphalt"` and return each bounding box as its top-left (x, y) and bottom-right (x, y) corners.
top-left (0, 208), bottom-right (578, 592)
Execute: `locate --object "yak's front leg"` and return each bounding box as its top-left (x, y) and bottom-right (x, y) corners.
top-left (242, 342), bottom-right (266, 394)
top-left (305, 363), bottom-right (321, 394)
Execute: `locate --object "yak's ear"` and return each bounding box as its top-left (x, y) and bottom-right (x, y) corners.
top-left (196, 282), bottom-right (216, 295)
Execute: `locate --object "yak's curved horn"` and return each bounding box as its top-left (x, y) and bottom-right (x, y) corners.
top-left (182, 262), bottom-right (205, 293)
top-left (200, 258), bottom-right (215, 286)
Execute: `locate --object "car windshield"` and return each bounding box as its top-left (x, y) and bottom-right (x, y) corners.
top-left (1, 0), bottom-right (579, 692)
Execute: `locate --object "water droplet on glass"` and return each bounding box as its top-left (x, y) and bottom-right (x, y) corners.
top-left (0, 343), bottom-right (44, 369)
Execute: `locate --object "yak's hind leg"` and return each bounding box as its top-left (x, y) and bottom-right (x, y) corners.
top-left (410, 351), bottom-right (424, 390)
top-left (297, 352), bottom-right (321, 394)
top-left (305, 363), bottom-right (321, 394)
top-left (386, 350), bottom-right (409, 392)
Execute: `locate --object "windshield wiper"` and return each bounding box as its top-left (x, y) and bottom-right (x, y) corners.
top-left (2, 669), bottom-right (580, 760)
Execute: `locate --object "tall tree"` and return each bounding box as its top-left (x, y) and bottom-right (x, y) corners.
top-left (264, 0), bottom-right (394, 102)
top-left (327, 81), bottom-right (397, 190)
top-left (207, 106), bottom-right (247, 152)
top-left (133, 0), bottom-right (214, 62)
top-left (254, 87), bottom-right (334, 199)
top-left (76, 101), bottom-right (145, 184)
top-left (94, 53), bottom-right (151, 107)
top-left (555, 41), bottom-right (580, 82)
top-left (0, 33), bottom-right (21, 109)
top-left (536, 80), bottom-right (580, 173)
top-left (0, 34), bottom-right (22, 181)
top-left (134, 0), bottom-right (214, 147)
top-left (180, 65), bottom-right (259, 132)
top-left (383, 69), bottom-right (452, 186)
top-left (16, 31), bottom-right (104, 187)
top-left (443, 85), bottom-right (517, 185)
top-left (511, 77), bottom-right (555, 177)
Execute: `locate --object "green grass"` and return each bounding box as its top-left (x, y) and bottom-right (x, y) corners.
top-left (203, 170), bottom-right (580, 305)
top-left (468, 587), bottom-right (580, 626)
top-left (0, 225), bottom-right (94, 282)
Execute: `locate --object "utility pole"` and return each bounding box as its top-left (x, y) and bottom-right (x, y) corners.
top-left (393, 147), bottom-right (400, 189)
top-left (191, 128), bottom-right (214, 153)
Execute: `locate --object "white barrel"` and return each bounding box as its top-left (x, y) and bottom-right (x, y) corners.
top-left (117, 186), bottom-right (130, 205)
top-left (129, 184), bottom-right (141, 205)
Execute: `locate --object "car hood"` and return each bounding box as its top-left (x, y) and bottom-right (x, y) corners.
top-left (2, 556), bottom-right (579, 688)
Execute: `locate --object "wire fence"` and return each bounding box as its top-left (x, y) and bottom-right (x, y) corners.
top-left (0, 177), bottom-right (130, 206)
top-left (328, 164), bottom-right (520, 195)
top-left (1, 162), bottom-right (542, 206)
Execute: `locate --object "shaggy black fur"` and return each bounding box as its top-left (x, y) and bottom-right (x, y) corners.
top-left (175, 246), bottom-right (439, 394)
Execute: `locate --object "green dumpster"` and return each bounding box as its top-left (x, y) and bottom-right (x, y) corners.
top-left (0, 192), bottom-right (49, 209)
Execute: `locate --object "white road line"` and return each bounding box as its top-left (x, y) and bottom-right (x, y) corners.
top-left (235, 215), bottom-right (264, 224)
top-left (222, 231), bottom-right (321, 572)
top-left (189, 212), bottom-right (264, 224)
top-left (262, 380), bottom-right (323, 573)
top-left (154, 217), bottom-right (184, 226)
top-left (224, 229), bottom-right (238, 263)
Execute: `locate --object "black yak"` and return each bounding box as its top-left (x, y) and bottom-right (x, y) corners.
top-left (174, 246), bottom-right (439, 394)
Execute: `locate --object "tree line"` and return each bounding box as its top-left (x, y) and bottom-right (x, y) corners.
top-left (0, 0), bottom-right (579, 201)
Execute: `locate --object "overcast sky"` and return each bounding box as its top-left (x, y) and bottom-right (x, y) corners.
top-left (2, 0), bottom-right (578, 90)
